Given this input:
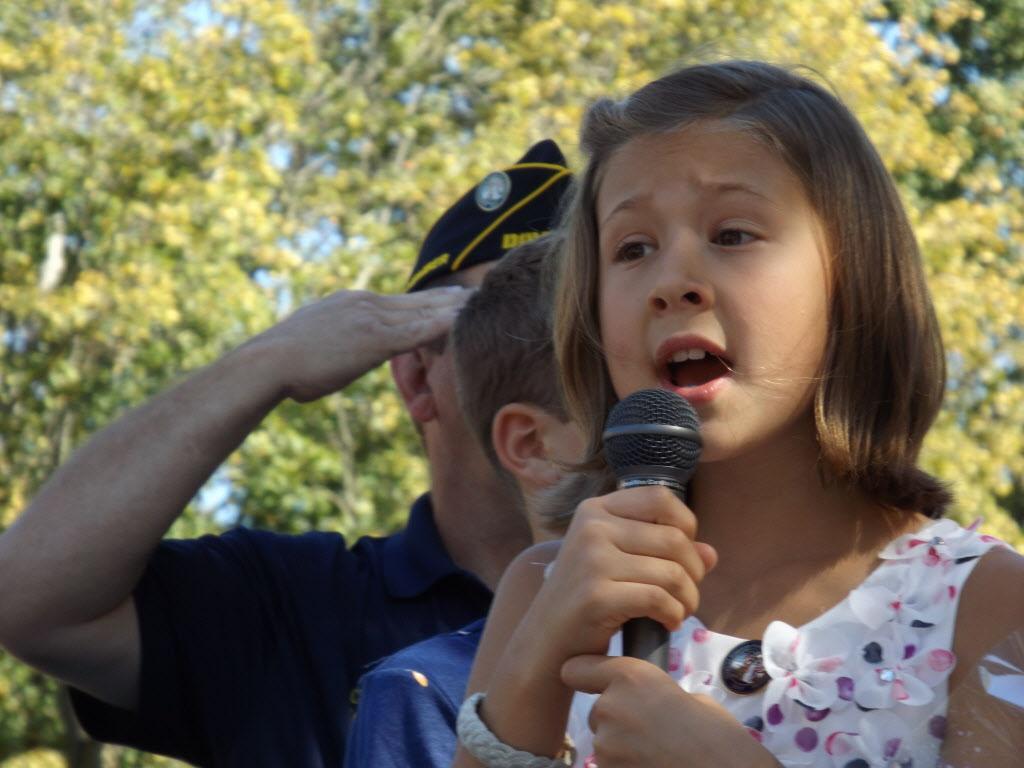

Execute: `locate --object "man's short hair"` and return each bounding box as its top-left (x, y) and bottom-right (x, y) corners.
top-left (452, 233), bottom-right (567, 472)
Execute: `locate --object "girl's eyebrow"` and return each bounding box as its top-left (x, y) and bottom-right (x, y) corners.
top-left (599, 177), bottom-right (778, 231)
top-left (599, 193), bottom-right (649, 228)
top-left (700, 178), bottom-right (775, 203)
top-left (600, 179), bottom-right (775, 228)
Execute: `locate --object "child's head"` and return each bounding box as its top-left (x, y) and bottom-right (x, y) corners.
top-left (453, 233), bottom-right (583, 529)
top-left (555, 60), bottom-right (950, 517)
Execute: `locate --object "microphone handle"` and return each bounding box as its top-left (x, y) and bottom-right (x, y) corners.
top-left (622, 617), bottom-right (670, 670)
top-left (618, 476), bottom-right (687, 671)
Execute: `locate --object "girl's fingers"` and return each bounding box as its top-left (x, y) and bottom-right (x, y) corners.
top-left (589, 485), bottom-right (699, 540)
top-left (553, 487), bottom-right (715, 633)
top-left (590, 549), bottom-right (700, 619)
top-left (575, 581), bottom-right (686, 633)
top-left (569, 503), bottom-right (709, 587)
top-left (560, 654), bottom-right (647, 695)
top-left (603, 517), bottom-right (708, 585)
top-left (695, 541), bottom-right (718, 573)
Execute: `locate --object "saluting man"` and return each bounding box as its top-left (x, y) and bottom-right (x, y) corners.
top-left (0, 140), bottom-right (573, 767)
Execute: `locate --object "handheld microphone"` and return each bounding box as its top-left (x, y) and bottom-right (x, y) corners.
top-left (602, 388), bottom-right (702, 670)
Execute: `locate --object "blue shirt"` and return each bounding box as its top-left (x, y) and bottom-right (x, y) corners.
top-left (69, 494), bottom-right (491, 767)
top-left (344, 619), bottom-right (483, 767)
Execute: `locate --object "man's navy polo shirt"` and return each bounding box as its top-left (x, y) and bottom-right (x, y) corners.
top-left (344, 619), bottom-right (483, 767)
top-left (69, 494), bottom-right (491, 767)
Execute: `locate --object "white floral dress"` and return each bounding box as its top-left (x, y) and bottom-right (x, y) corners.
top-left (566, 518), bottom-right (1008, 768)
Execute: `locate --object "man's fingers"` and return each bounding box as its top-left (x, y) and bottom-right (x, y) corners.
top-left (375, 293), bottom-right (469, 339)
top-left (354, 292), bottom-right (467, 352)
top-left (396, 307), bottom-right (461, 347)
top-left (379, 285), bottom-right (473, 310)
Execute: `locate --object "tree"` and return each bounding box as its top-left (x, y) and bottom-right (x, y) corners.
top-left (874, 0), bottom-right (1024, 538)
top-left (1, 0), bottom-right (1020, 764)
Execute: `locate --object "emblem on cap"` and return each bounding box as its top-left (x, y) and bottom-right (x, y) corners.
top-left (474, 171), bottom-right (511, 212)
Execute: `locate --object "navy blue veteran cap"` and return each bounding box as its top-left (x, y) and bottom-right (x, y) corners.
top-left (406, 139), bottom-right (572, 292)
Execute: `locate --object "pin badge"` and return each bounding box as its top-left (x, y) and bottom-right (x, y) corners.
top-left (475, 171), bottom-right (511, 212)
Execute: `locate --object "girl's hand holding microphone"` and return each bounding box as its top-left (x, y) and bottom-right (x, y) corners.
top-left (524, 387), bottom-right (714, 670)
top-left (531, 485), bottom-right (717, 666)
top-left (461, 484), bottom-right (717, 766)
top-left (562, 652), bottom-right (781, 768)
top-left (533, 386), bottom-right (782, 768)
top-left (544, 490), bottom-right (782, 768)
top-left (523, 487), bottom-right (786, 768)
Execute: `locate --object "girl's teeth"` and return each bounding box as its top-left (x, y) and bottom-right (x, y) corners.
top-left (670, 349), bottom-right (707, 363)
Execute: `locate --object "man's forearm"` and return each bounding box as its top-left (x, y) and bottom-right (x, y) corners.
top-left (0, 337), bottom-right (285, 641)
top-left (0, 283), bottom-right (469, 665)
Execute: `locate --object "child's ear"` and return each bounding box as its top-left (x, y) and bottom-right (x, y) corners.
top-left (491, 403), bottom-right (565, 490)
top-left (390, 350), bottom-right (438, 424)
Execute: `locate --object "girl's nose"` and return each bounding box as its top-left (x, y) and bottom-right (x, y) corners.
top-left (650, 289), bottom-right (705, 311)
top-left (648, 242), bottom-right (712, 312)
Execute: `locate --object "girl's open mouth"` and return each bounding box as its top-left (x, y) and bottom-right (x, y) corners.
top-left (665, 349), bottom-right (731, 388)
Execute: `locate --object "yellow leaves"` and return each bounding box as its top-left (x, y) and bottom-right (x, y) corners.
top-left (226, 85), bottom-right (255, 112)
top-left (0, 40), bottom-right (26, 72)
top-left (368, 394), bottom-right (406, 434)
top-left (0, 0), bottom-right (1019, 577)
top-left (913, 28), bottom-right (960, 65)
top-left (506, 75), bottom-right (542, 103)
top-left (605, 5), bottom-right (638, 27)
top-left (71, 270), bottom-right (113, 312)
top-left (930, 0), bottom-right (983, 31)
top-left (138, 66), bottom-right (173, 95)
top-left (1, 250), bottom-right (32, 283)
top-left (16, 209), bottom-right (44, 231)
top-left (1, 482), bottom-right (26, 528)
top-left (345, 110), bottom-right (364, 132)
top-left (0, 749), bottom-right (65, 768)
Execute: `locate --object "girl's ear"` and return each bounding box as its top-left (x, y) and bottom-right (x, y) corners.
top-left (390, 350), bottom-right (438, 424)
top-left (491, 403), bottom-right (566, 490)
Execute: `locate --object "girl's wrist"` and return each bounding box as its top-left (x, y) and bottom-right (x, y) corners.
top-left (476, 677), bottom-right (575, 760)
top-left (488, 634), bottom-right (572, 709)
top-left (481, 615), bottom-right (578, 758)
top-left (503, 598), bottom-right (580, 676)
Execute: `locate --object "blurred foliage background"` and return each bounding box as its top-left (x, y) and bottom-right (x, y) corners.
top-left (0, 0), bottom-right (1021, 765)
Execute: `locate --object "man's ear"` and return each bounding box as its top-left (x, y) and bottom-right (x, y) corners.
top-left (491, 403), bottom-right (564, 490)
top-left (390, 350), bottom-right (438, 424)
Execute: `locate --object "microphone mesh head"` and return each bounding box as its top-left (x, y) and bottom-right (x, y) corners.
top-left (603, 389), bottom-right (702, 481)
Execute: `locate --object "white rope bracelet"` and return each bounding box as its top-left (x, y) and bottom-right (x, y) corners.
top-left (456, 692), bottom-right (574, 767)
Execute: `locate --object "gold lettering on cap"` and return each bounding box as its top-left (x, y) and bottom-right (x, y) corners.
top-left (501, 231), bottom-right (546, 249)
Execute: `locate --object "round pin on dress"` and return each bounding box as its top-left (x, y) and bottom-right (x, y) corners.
top-left (721, 639), bottom-right (770, 695)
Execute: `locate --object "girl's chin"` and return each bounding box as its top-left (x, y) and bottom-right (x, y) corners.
top-left (697, 417), bottom-right (820, 467)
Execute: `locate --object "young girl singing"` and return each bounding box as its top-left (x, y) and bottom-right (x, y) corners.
top-left (453, 60), bottom-right (1024, 768)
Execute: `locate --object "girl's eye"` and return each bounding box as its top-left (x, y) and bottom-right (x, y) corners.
top-left (614, 241), bottom-right (653, 262)
top-left (712, 228), bottom-right (756, 247)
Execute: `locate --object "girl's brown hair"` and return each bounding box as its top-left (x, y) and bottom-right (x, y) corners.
top-left (555, 60), bottom-right (951, 517)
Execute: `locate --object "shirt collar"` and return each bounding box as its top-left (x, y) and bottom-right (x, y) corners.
top-left (381, 493), bottom-right (487, 598)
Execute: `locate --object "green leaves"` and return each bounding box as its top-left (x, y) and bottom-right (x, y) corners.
top-left (1, 0), bottom-right (1022, 764)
